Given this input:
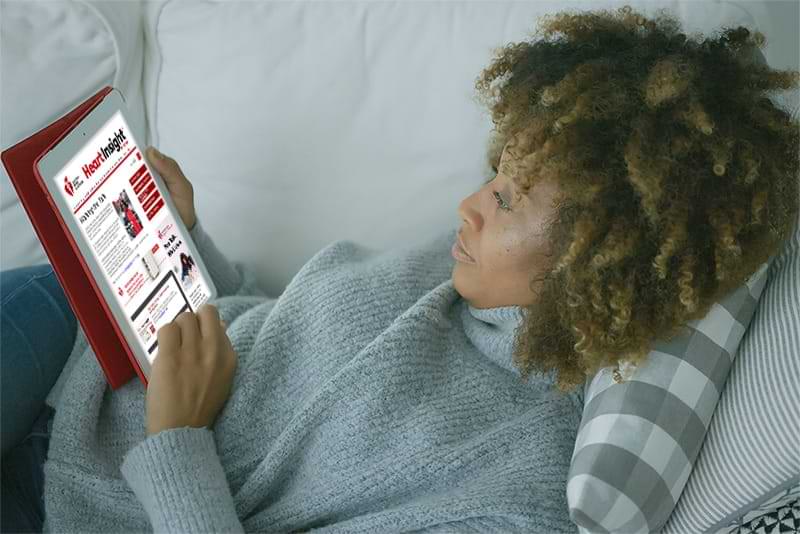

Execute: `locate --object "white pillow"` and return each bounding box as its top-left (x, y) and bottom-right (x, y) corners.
top-left (0, 0), bottom-right (146, 270)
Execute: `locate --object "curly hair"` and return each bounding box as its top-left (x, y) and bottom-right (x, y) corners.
top-left (472, 5), bottom-right (800, 393)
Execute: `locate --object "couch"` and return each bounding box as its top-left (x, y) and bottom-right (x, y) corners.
top-left (2, 1), bottom-right (798, 532)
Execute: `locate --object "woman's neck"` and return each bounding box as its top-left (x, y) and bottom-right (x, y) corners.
top-left (460, 299), bottom-right (523, 375)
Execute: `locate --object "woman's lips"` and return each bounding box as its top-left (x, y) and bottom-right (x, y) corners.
top-left (452, 233), bottom-right (476, 263)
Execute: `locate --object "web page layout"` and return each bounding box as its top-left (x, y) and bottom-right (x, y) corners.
top-left (53, 110), bottom-right (212, 365)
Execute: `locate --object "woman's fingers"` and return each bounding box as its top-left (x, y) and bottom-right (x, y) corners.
top-left (156, 321), bottom-right (181, 355)
top-left (146, 147), bottom-right (185, 184)
top-left (195, 303), bottom-right (220, 339)
top-left (144, 146), bottom-right (197, 230)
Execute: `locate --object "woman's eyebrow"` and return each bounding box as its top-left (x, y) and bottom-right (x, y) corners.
top-left (502, 181), bottom-right (513, 201)
top-left (494, 154), bottom-right (521, 202)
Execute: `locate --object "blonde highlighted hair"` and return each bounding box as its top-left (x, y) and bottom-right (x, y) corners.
top-left (473, 5), bottom-right (800, 392)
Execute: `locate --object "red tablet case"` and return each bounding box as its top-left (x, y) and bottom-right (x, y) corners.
top-left (1, 85), bottom-right (147, 390)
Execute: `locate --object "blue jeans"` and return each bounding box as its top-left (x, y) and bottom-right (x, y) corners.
top-left (1, 264), bottom-right (77, 533)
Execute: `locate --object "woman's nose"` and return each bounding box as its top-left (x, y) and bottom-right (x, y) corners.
top-left (457, 191), bottom-right (483, 232)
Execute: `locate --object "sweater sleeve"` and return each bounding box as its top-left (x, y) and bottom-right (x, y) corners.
top-left (120, 426), bottom-right (244, 533)
top-left (188, 215), bottom-right (267, 298)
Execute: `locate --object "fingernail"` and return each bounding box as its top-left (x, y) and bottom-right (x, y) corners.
top-left (149, 146), bottom-right (163, 159)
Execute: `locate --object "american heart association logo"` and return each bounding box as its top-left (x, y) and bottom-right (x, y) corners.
top-left (64, 176), bottom-right (74, 196)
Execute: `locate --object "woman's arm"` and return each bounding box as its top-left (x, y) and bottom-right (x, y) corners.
top-left (120, 426), bottom-right (244, 533)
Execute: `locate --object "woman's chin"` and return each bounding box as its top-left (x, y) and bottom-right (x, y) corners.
top-left (451, 266), bottom-right (474, 302)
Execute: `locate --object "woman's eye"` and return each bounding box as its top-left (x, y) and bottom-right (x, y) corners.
top-left (493, 191), bottom-right (511, 211)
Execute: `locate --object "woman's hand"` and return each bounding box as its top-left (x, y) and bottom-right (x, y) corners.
top-left (145, 146), bottom-right (197, 231)
top-left (145, 304), bottom-right (236, 437)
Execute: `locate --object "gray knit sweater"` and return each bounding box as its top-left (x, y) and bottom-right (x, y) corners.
top-left (42, 216), bottom-right (585, 533)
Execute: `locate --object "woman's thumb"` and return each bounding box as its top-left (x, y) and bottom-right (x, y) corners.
top-left (146, 146), bottom-right (167, 169)
top-left (147, 146), bottom-right (181, 185)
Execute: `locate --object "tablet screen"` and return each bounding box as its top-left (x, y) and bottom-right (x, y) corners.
top-left (49, 110), bottom-right (213, 365)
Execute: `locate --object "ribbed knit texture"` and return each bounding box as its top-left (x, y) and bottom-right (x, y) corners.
top-left (41, 216), bottom-right (585, 533)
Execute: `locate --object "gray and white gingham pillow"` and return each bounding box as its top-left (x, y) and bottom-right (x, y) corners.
top-left (567, 259), bottom-right (771, 534)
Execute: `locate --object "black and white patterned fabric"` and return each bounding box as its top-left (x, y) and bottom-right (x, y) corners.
top-left (723, 483), bottom-right (800, 534)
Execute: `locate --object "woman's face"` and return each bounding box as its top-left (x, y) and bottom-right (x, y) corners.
top-left (453, 142), bottom-right (562, 309)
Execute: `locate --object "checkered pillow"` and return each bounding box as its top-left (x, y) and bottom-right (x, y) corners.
top-left (567, 260), bottom-right (771, 534)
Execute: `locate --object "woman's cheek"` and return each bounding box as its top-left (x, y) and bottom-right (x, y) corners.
top-left (498, 228), bottom-right (526, 257)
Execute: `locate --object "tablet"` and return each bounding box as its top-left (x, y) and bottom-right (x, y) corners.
top-left (36, 87), bottom-right (217, 381)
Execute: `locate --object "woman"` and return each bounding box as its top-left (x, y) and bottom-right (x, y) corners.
top-left (2, 5), bottom-right (798, 533)
top-left (179, 252), bottom-right (193, 283)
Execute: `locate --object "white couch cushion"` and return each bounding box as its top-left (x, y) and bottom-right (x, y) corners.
top-left (0, 0), bottom-right (146, 270)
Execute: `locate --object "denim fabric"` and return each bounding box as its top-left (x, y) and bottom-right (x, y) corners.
top-left (0, 404), bottom-right (54, 533)
top-left (1, 264), bottom-right (77, 533)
